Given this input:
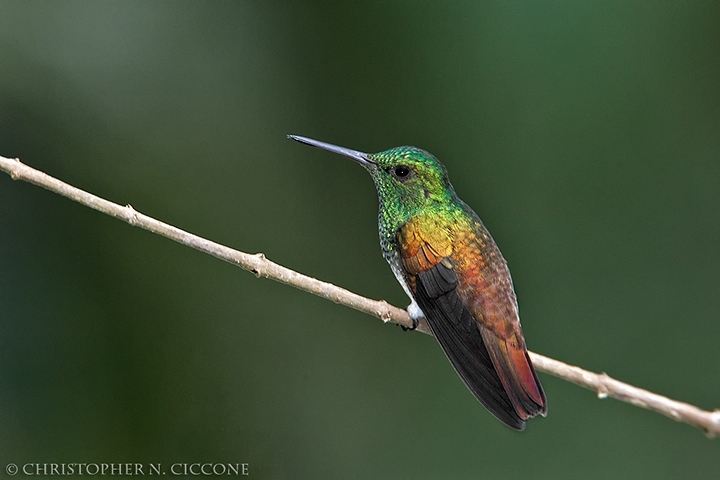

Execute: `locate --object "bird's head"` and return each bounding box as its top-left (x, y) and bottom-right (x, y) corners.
top-left (288, 135), bottom-right (457, 219)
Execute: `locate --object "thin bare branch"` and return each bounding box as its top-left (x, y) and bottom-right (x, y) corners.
top-left (1, 154), bottom-right (718, 437)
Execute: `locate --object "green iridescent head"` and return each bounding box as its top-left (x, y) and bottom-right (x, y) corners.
top-left (288, 136), bottom-right (458, 219)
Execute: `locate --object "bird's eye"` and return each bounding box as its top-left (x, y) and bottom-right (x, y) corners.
top-left (392, 165), bottom-right (412, 180)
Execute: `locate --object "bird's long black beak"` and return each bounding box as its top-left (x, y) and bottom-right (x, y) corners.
top-left (287, 135), bottom-right (374, 167)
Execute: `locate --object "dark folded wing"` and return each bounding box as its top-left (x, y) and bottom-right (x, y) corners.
top-left (414, 259), bottom-right (526, 430)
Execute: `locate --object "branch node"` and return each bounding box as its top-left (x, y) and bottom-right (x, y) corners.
top-left (9, 158), bottom-right (22, 180)
top-left (377, 302), bottom-right (393, 323)
top-left (250, 253), bottom-right (266, 278)
top-left (705, 412), bottom-right (720, 438)
top-left (596, 372), bottom-right (610, 399)
top-left (124, 204), bottom-right (139, 226)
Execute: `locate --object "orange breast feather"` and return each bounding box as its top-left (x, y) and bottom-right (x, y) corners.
top-left (397, 215), bottom-right (454, 278)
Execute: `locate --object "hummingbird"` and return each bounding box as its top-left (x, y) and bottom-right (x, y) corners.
top-left (288, 135), bottom-right (547, 430)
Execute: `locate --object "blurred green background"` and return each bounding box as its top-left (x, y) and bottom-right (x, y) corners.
top-left (1, 1), bottom-right (719, 478)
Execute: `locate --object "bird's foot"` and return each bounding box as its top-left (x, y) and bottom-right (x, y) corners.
top-left (400, 321), bottom-right (418, 331)
top-left (401, 300), bottom-right (424, 331)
